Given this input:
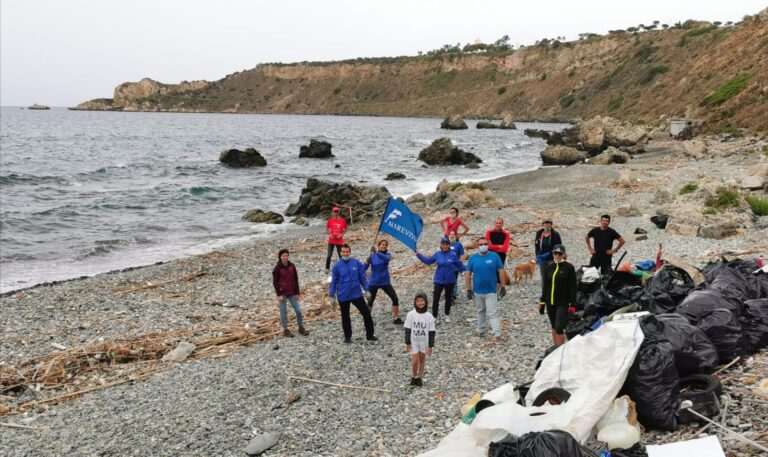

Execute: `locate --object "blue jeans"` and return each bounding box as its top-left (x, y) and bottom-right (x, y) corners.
top-left (473, 293), bottom-right (500, 336)
top-left (279, 295), bottom-right (304, 329)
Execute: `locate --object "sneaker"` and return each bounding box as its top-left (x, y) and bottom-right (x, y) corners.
top-left (497, 287), bottom-right (507, 301)
top-left (298, 327), bottom-right (309, 336)
top-left (325, 268), bottom-right (330, 275)
top-left (444, 315), bottom-right (451, 323)
top-left (393, 317), bottom-right (404, 325)
top-left (283, 329), bottom-right (294, 338)
top-left (415, 378), bottom-right (423, 387)
top-left (366, 335), bottom-right (378, 342)
top-left (473, 330), bottom-right (484, 338)
top-left (491, 334), bottom-right (503, 342)
top-left (343, 338), bottom-right (351, 344)
top-left (409, 377), bottom-right (417, 386)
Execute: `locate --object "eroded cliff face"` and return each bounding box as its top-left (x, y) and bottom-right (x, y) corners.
top-left (76, 13), bottom-right (768, 132)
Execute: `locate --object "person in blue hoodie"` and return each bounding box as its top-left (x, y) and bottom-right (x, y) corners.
top-left (365, 239), bottom-right (402, 325)
top-left (416, 237), bottom-right (466, 323)
top-left (448, 230), bottom-right (465, 301)
top-left (330, 244), bottom-right (377, 343)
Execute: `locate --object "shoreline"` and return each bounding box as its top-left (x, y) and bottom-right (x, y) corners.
top-left (1, 133), bottom-right (766, 456)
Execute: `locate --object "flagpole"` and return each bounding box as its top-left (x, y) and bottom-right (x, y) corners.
top-left (371, 198), bottom-right (391, 251)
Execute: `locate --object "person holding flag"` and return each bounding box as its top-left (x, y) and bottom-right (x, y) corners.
top-left (416, 237), bottom-right (466, 323)
top-left (365, 238), bottom-right (403, 325)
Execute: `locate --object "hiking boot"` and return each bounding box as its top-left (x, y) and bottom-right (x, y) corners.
top-left (409, 377), bottom-right (417, 386)
top-left (283, 329), bottom-right (294, 338)
top-left (366, 335), bottom-right (378, 342)
top-left (415, 378), bottom-right (423, 387)
top-left (393, 317), bottom-right (404, 325)
top-left (343, 338), bottom-right (351, 344)
top-left (298, 326), bottom-right (309, 336)
top-left (444, 315), bottom-right (451, 323)
top-left (497, 287), bottom-right (507, 301)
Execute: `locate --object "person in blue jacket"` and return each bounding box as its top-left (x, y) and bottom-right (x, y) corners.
top-left (448, 230), bottom-right (465, 301)
top-left (365, 239), bottom-right (402, 325)
top-left (330, 244), bottom-right (377, 343)
top-left (416, 236), bottom-right (466, 323)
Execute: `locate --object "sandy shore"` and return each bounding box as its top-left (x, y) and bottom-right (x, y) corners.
top-left (1, 134), bottom-right (767, 456)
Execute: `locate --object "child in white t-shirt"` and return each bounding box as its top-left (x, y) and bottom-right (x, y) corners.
top-left (404, 292), bottom-right (436, 387)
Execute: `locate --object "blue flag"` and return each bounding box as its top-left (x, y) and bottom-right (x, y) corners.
top-left (378, 198), bottom-right (423, 252)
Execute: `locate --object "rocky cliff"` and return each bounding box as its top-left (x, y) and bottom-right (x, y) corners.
top-left (76, 11), bottom-right (768, 132)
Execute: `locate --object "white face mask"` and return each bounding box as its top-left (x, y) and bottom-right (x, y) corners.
top-left (478, 245), bottom-right (489, 254)
top-left (341, 255), bottom-right (350, 261)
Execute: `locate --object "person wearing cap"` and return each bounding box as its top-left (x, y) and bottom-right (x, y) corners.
top-left (540, 244), bottom-right (577, 346)
top-left (535, 218), bottom-right (563, 304)
top-left (485, 217), bottom-right (510, 300)
top-left (416, 237), bottom-right (466, 323)
top-left (584, 214), bottom-right (625, 274)
top-left (330, 244), bottom-right (377, 343)
top-left (325, 207), bottom-right (348, 272)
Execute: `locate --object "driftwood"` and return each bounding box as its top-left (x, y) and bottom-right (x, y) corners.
top-left (288, 376), bottom-right (391, 393)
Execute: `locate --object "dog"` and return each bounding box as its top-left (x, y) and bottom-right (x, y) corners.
top-left (513, 259), bottom-right (537, 284)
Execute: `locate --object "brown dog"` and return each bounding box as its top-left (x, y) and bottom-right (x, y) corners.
top-left (513, 259), bottom-right (537, 284)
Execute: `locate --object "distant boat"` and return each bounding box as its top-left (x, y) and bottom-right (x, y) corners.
top-left (28, 103), bottom-right (50, 110)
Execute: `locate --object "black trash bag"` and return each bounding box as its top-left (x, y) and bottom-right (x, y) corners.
top-left (575, 290), bottom-right (590, 311)
top-left (709, 265), bottom-right (750, 301)
top-left (697, 308), bottom-right (744, 362)
top-left (677, 289), bottom-right (743, 320)
top-left (489, 430), bottom-right (583, 457)
top-left (606, 271), bottom-right (644, 292)
top-left (656, 314), bottom-right (719, 375)
top-left (564, 315), bottom-right (598, 340)
top-left (728, 259), bottom-right (768, 299)
top-left (640, 266), bottom-right (695, 314)
top-left (576, 266), bottom-right (600, 295)
top-left (611, 443), bottom-right (648, 457)
top-left (701, 261), bottom-right (728, 284)
top-left (650, 214), bottom-right (668, 229)
top-left (584, 287), bottom-right (636, 318)
top-left (741, 298), bottom-right (768, 353)
top-left (623, 317), bottom-right (679, 430)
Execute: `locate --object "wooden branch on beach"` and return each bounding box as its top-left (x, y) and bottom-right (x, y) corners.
top-left (0, 421), bottom-right (50, 430)
top-left (120, 271), bottom-right (207, 293)
top-left (288, 376), bottom-right (391, 393)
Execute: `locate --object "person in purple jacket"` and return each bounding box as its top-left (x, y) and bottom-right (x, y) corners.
top-left (416, 237), bottom-right (466, 324)
top-left (272, 249), bottom-right (309, 338)
top-left (365, 239), bottom-right (402, 325)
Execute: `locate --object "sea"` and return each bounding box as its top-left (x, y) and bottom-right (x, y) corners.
top-left (0, 107), bottom-right (566, 293)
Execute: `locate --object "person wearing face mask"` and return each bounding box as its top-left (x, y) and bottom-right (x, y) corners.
top-left (535, 218), bottom-right (562, 306)
top-left (365, 239), bottom-right (402, 324)
top-left (465, 236), bottom-right (505, 341)
top-left (540, 244), bottom-right (577, 346)
top-left (416, 237), bottom-right (466, 324)
top-left (330, 244), bottom-right (377, 343)
top-left (440, 207), bottom-right (469, 239)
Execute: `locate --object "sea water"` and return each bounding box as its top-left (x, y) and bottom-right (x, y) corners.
top-left (0, 107), bottom-right (565, 292)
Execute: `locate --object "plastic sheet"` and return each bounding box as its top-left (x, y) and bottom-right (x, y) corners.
top-left (488, 431), bottom-right (583, 457)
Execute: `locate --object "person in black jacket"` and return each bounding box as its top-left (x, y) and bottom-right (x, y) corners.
top-left (540, 244), bottom-right (577, 346)
top-left (534, 218), bottom-right (562, 283)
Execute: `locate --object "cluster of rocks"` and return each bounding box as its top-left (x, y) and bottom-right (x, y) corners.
top-left (527, 116), bottom-right (648, 166)
top-left (407, 179), bottom-right (499, 211)
top-left (440, 114), bottom-right (468, 130)
top-left (418, 137), bottom-right (482, 167)
top-left (476, 114), bottom-right (516, 130)
top-left (384, 172), bottom-right (406, 181)
top-left (242, 209), bottom-right (285, 224)
top-left (284, 178), bottom-right (391, 221)
top-left (299, 139), bottom-right (334, 159)
top-left (219, 148), bottom-right (268, 168)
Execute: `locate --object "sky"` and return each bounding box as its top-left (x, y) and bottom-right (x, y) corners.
top-left (1, 0), bottom-right (765, 107)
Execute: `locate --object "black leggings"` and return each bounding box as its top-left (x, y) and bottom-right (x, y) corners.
top-left (367, 284), bottom-right (399, 308)
top-left (432, 283), bottom-right (455, 317)
top-left (325, 244), bottom-right (342, 270)
top-left (546, 303), bottom-right (568, 335)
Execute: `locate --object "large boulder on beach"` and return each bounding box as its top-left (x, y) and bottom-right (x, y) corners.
top-left (476, 121), bottom-right (500, 129)
top-left (500, 113), bottom-right (516, 129)
top-left (418, 137), bottom-right (482, 166)
top-left (284, 178), bottom-right (391, 221)
top-left (589, 147), bottom-right (631, 165)
top-left (219, 148), bottom-right (267, 168)
top-left (540, 145), bottom-right (587, 166)
top-left (440, 115), bottom-right (468, 130)
top-left (242, 209), bottom-right (284, 224)
top-left (741, 162), bottom-right (768, 190)
top-left (407, 179), bottom-right (498, 210)
top-left (578, 117), bottom-right (606, 151)
top-left (299, 139), bottom-right (334, 158)
top-left (680, 140), bottom-right (708, 160)
top-left (603, 120), bottom-right (648, 147)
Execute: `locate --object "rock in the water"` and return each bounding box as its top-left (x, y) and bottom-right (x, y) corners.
top-left (285, 178), bottom-right (391, 220)
top-left (465, 162), bottom-right (480, 169)
top-left (384, 172), bottom-right (406, 181)
top-left (476, 121), bottom-right (500, 129)
top-left (162, 342), bottom-right (196, 362)
top-left (418, 138), bottom-right (482, 166)
top-left (219, 148), bottom-right (267, 168)
top-left (299, 139), bottom-right (334, 158)
top-left (741, 162), bottom-right (768, 190)
top-left (500, 113), bottom-right (516, 129)
top-left (245, 432), bottom-right (280, 456)
top-left (440, 115), bottom-right (468, 130)
top-left (290, 216), bottom-right (309, 226)
top-left (540, 145), bottom-right (587, 166)
top-left (523, 128), bottom-right (550, 139)
top-left (242, 210), bottom-right (284, 224)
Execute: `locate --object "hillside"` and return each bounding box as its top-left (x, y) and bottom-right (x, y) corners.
top-left (77, 10), bottom-right (768, 132)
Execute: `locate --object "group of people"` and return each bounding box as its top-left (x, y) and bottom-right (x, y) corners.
top-left (273, 206), bottom-right (625, 385)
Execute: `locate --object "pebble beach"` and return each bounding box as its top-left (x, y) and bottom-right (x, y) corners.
top-left (2, 135), bottom-right (767, 456)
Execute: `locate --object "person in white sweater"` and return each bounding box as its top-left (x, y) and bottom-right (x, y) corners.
top-left (404, 292), bottom-right (436, 387)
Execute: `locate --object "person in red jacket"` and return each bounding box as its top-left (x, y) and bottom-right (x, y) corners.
top-left (439, 207), bottom-right (469, 239)
top-left (485, 217), bottom-right (510, 299)
top-left (325, 207), bottom-right (348, 272)
top-left (272, 249), bottom-right (309, 337)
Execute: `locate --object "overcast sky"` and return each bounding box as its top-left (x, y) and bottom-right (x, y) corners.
top-left (1, 0), bottom-right (765, 107)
